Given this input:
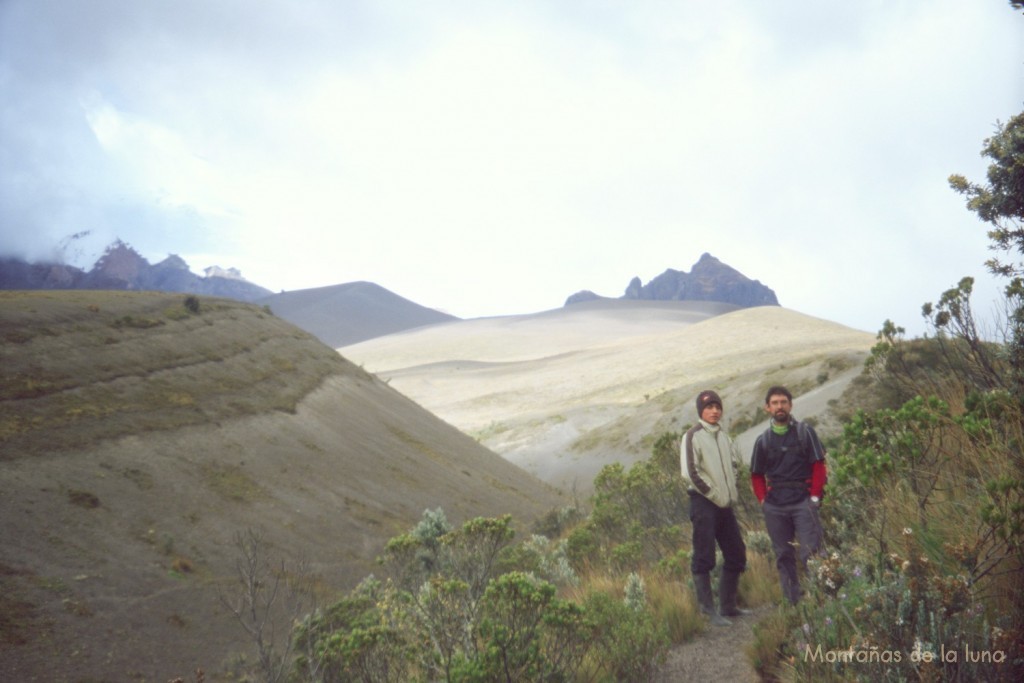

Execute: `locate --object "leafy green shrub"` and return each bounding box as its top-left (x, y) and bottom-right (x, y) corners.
top-left (582, 446), bottom-right (688, 571)
top-left (510, 534), bottom-right (579, 587)
top-left (582, 587), bottom-right (669, 681)
top-left (463, 571), bottom-right (592, 682)
top-left (286, 508), bottom-right (683, 682)
top-left (292, 579), bottom-right (408, 683)
top-left (531, 503), bottom-right (584, 539)
top-left (565, 524), bottom-right (599, 570)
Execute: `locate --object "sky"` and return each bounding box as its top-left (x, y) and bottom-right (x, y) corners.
top-left (1, 1), bottom-right (1022, 337)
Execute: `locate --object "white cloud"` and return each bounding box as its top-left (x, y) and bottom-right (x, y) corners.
top-left (1, 0), bottom-right (1021, 334)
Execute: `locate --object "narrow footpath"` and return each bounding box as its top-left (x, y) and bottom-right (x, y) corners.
top-left (653, 607), bottom-right (770, 682)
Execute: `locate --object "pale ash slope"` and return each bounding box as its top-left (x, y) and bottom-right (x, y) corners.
top-left (341, 301), bottom-right (876, 491)
top-left (2, 372), bottom-right (565, 682)
top-left (0, 292), bottom-right (564, 683)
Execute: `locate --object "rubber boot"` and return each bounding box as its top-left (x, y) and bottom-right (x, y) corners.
top-left (693, 573), bottom-right (731, 626)
top-left (779, 569), bottom-right (802, 605)
top-left (719, 570), bottom-right (752, 617)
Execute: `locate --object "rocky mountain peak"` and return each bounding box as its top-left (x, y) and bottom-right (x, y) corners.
top-left (92, 239), bottom-right (147, 283)
top-left (565, 253), bottom-right (779, 309)
top-left (154, 254), bottom-right (191, 271)
top-left (1, 240), bottom-right (272, 302)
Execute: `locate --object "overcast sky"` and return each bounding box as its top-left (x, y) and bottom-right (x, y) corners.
top-left (1, 1), bottom-right (1022, 336)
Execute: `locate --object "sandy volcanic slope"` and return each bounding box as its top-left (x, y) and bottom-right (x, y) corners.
top-left (341, 301), bottom-right (876, 489)
top-left (342, 300), bottom-right (739, 422)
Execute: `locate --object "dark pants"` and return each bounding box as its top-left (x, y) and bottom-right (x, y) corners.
top-left (762, 499), bottom-right (824, 603)
top-left (689, 491), bottom-right (747, 575)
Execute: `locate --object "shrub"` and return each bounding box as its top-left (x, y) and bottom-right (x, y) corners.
top-left (466, 571), bottom-right (592, 681)
top-left (582, 587), bottom-right (669, 681)
top-left (292, 580), bottom-right (408, 683)
top-left (285, 508), bottom-right (685, 682)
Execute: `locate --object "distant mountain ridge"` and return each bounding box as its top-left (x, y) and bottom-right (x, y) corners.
top-left (2, 243), bottom-right (778, 346)
top-left (0, 240), bottom-right (272, 302)
top-left (566, 252), bottom-right (779, 309)
top-left (0, 241), bottom-right (457, 346)
top-left (257, 281), bottom-right (459, 348)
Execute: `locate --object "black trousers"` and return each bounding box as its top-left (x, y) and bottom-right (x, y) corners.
top-left (688, 491), bottom-right (747, 575)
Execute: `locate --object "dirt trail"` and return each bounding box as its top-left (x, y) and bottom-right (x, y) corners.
top-left (654, 608), bottom-right (768, 682)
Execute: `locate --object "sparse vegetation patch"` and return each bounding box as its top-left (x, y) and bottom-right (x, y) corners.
top-left (67, 489), bottom-right (101, 509)
top-left (202, 464), bottom-right (267, 503)
top-left (0, 291), bottom-right (347, 459)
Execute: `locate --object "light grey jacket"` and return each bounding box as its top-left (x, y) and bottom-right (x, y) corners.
top-left (680, 418), bottom-right (741, 508)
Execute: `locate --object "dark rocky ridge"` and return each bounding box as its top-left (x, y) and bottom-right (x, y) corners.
top-left (565, 252), bottom-right (779, 309)
top-left (0, 240), bottom-right (272, 302)
top-left (0, 240), bottom-right (458, 347)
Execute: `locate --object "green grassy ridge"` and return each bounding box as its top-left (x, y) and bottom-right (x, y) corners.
top-left (0, 290), bottom-right (353, 458)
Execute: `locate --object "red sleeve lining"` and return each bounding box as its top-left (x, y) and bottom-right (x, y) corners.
top-left (751, 473), bottom-right (767, 503)
top-left (810, 459), bottom-right (827, 498)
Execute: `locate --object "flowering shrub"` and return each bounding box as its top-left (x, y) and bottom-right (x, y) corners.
top-left (790, 549), bottom-right (1012, 682)
top-left (774, 388), bottom-right (1024, 683)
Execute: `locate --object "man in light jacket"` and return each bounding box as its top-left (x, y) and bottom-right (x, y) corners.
top-left (681, 390), bottom-right (749, 626)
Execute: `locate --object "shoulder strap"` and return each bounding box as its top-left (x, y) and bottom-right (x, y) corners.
top-left (796, 421), bottom-right (825, 461)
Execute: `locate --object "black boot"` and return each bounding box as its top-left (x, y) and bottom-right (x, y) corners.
top-left (694, 573), bottom-right (731, 626)
top-left (719, 570), bottom-right (752, 617)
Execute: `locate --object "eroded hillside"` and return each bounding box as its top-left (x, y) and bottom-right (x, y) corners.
top-left (0, 291), bottom-right (564, 682)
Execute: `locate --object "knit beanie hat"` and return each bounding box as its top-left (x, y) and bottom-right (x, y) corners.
top-left (696, 390), bottom-right (723, 417)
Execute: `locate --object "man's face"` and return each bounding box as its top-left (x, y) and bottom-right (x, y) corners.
top-left (701, 402), bottom-right (722, 425)
top-left (765, 394), bottom-right (792, 423)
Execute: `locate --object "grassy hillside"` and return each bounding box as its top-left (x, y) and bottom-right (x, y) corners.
top-left (1, 290), bottom-right (341, 456)
top-left (0, 290), bottom-right (565, 682)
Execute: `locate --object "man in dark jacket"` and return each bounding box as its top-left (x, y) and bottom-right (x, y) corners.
top-left (750, 385), bottom-right (826, 604)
